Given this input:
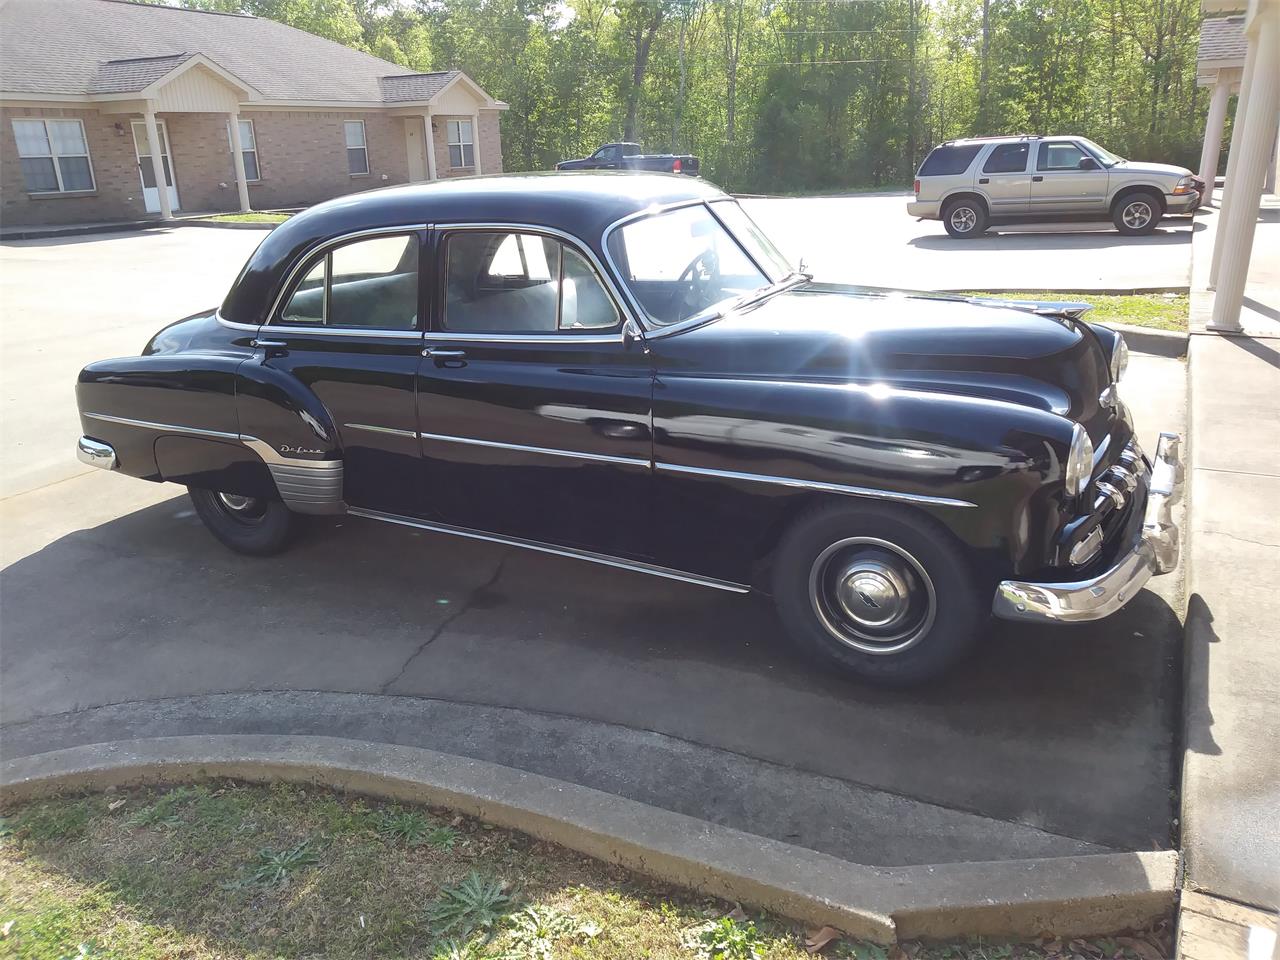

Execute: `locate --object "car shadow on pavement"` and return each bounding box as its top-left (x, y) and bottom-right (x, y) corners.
top-left (1, 496), bottom-right (1183, 850)
top-left (908, 223), bottom-right (1201, 251)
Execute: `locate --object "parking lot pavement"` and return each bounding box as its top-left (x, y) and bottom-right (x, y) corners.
top-left (0, 227), bottom-right (1185, 868)
top-left (742, 193), bottom-right (1198, 292)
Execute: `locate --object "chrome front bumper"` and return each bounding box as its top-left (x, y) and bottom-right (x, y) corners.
top-left (992, 432), bottom-right (1183, 623)
top-left (77, 436), bottom-right (118, 470)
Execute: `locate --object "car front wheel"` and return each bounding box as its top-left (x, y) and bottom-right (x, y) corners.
top-left (189, 487), bottom-right (295, 556)
top-left (942, 198), bottom-right (988, 238)
top-left (1113, 192), bottom-right (1162, 235)
top-left (772, 504), bottom-right (982, 685)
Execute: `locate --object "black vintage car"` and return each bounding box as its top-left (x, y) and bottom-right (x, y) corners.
top-left (76, 173), bottom-right (1182, 684)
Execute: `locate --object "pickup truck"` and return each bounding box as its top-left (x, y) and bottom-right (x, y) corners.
top-left (556, 142), bottom-right (699, 176)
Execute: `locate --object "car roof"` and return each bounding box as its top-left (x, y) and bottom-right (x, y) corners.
top-left (221, 172), bottom-right (727, 325)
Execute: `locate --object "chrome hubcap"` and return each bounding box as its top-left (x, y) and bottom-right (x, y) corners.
top-left (950, 207), bottom-right (977, 232)
top-left (1122, 201), bottom-right (1152, 229)
top-left (809, 537), bottom-right (936, 655)
top-left (216, 492), bottom-right (259, 513)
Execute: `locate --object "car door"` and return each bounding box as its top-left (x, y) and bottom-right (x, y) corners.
top-left (592, 145), bottom-right (622, 169)
top-left (414, 224), bottom-right (654, 557)
top-left (976, 142), bottom-right (1033, 215)
top-left (242, 226), bottom-right (428, 517)
top-left (1029, 139), bottom-right (1109, 214)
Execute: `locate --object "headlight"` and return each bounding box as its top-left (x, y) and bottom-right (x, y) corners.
top-left (1065, 423), bottom-right (1094, 498)
top-left (1173, 175), bottom-right (1195, 195)
top-left (1110, 333), bottom-right (1129, 381)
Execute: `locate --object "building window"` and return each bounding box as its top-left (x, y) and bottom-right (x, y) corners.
top-left (447, 120), bottom-right (474, 168)
top-left (226, 119), bottom-right (260, 181)
top-left (12, 118), bottom-right (95, 193)
top-left (345, 120), bottom-right (368, 175)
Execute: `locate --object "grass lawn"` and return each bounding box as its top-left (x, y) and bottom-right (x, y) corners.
top-left (0, 783), bottom-right (1172, 960)
top-left (203, 212), bottom-right (290, 224)
top-left (961, 292), bottom-right (1188, 333)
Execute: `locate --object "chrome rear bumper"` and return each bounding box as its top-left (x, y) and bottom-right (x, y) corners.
top-left (76, 436), bottom-right (118, 471)
top-left (992, 432), bottom-right (1183, 623)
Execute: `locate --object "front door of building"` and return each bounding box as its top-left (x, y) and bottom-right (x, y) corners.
top-left (404, 117), bottom-right (429, 182)
top-left (131, 120), bottom-right (180, 213)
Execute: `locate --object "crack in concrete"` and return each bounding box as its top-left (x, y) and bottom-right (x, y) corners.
top-left (378, 550), bottom-right (512, 694)
top-left (1203, 530), bottom-right (1280, 549)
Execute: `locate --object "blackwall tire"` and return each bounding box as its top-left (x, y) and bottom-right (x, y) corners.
top-left (1112, 192), bottom-right (1162, 235)
top-left (189, 487), bottom-right (295, 556)
top-left (772, 503), bottom-right (982, 686)
top-left (942, 198), bottom-right (988, 238)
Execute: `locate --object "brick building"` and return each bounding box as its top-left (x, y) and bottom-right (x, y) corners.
top-left (0, 0), bottom-right (507, 227)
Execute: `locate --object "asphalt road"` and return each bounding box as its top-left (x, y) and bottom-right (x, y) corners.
top-left (0, 219), bottom-right (1187, 867)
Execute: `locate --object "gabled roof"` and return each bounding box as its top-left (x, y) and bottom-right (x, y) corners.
top-left (1198, 16), bottom-right (1248, 66)
top-left (0, 0), bottom-right (500, 107)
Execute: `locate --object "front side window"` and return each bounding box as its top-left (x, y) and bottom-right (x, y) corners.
top-left (447, 120), bottom-right (474, 168)
top-left (444, 231), bottom-right (619, 333)
top-left (344, 121), bottom-right (368, 175)
top-left (595, 145), bottom-right (620, 162)
top-left (982, 142), bottom-right (1030, 174)
top-left (12, 118), bottom-right (94, 193)
top-left (226, 119), bottom-right (260, 181)
top-left (1037, 141), bottom-right (1089, 172)
top-left (280, 233), bottom-right (418, 330)
top-left (606, 203), bottom-right (774, 326)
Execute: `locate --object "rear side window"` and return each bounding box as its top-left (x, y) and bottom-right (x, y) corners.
top-left (983, 143), bottom-right (1030, 174)
top-left (280, 233), bottom-right (418, 330)
top-left (918, 144), bottom-right (982, 177)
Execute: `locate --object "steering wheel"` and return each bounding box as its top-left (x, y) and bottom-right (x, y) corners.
top-left (669, 248), bottom-right (720, 319)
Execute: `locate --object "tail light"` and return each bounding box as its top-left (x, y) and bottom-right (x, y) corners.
top-left (673, 158), bottom-right (682, 173)
top-left (913, 179), bottom-right (920, 195)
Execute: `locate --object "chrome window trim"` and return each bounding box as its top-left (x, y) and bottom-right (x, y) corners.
top-left (266, 223), bottom-right (431, 331)
top-left (258, 325), bottom-right (424, 341)
top-left (418, 431), bottom-right (650, 467)
top-left (654, 462), bottom-right (977, 509)
top-left (215, 309), bottom-right (260, 333)
top-left (347, 507), bottom-right (751, 594)
top-left (434, 221), bottom-right (632, 340)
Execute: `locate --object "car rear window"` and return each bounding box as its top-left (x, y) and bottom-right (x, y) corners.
top-left (918, 144), bottom-right (982, 177)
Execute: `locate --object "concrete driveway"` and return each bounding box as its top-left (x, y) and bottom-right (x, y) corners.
top-left (743, 193), bottom-right (1198, 292)
top-left (0, 224), bottom-right (1186, 870)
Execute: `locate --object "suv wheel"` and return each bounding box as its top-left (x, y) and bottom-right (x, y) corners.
top-left (1113, 192), bottom-right (1162, 235)
top-left (772, 504), bottom-right (982, 686)
top-left (942, 198), bottom-right (988, 239)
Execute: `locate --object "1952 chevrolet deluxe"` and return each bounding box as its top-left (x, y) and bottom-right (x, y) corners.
top-left (76, 174), bottom-right (1182, 684)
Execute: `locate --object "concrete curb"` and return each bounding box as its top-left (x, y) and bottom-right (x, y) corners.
top-left (1107, 322), bottom-right (1188, 359)
top-left (180, 219), bottom-right (282, 231)
top-left (0, 734), bottom-right (1178, 945)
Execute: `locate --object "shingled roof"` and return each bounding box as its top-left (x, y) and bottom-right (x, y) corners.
top-left (1198, 16), bottom-right (1248, 67)
top-left (0, 0), bottom-right (492, 106)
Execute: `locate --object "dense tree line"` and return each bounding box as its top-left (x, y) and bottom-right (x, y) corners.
top-left (161, 0), bottom-right (1209, 193)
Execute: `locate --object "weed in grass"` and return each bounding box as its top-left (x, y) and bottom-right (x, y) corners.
top-left (687, 917), bottom-right (766, 960)
top-left (504, 905), bottom-right (600, 959)
top-left (426, 825), bottom-right (461, 851)
top-left (225, 839), bottom-right (322, 887)
top-left (835, 944), bottom-right (889, 960)
top-left (430, 937), bottom-right (488, 960)
top-left (13, 801), bottom-right (92, 841)
top-left (377, 809), bottom-right (435, 845)
top-left (426, 871), bottom-right (514, 940)
top-left (0, 816), bottom-right (14, 837)
top-left (128, 786), bottom-right (205, 829)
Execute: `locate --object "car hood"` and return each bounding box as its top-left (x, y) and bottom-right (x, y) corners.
top-left (654, 281), bottom-right (1114, 426)
top-left (1111, 159), bottom-right (1190, 179)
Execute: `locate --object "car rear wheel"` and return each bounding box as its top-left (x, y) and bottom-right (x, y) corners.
top-left (942, 198), bottom-right (988, 239)
top-left (772, 504), bottom-right (982, 685)
top-left (1113, 192), bottom-right (1162, 235)
top-left (189, 487), bottom-right (295, 556)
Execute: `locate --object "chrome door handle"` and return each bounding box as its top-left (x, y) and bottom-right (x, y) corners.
top-left (422, 347), bottom-right (466, 359)
top-left (252, 339), bottom-right (287, 348)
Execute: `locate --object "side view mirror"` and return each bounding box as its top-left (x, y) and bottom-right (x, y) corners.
top-left (1078, 157), bottom-right (1100, 170)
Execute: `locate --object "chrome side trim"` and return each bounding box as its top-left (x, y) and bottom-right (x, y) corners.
top-left (83, 412), bottom-right (241, 441)
top-left (343, 422), bottom-right (418, 439)
top-left (268, 460), bottom-right (345, 515)
top-left (76, 436), bottom-right (117, 470)
top-left (418, 431), bottom-right (650, 467)
top-left (420, 331), bottom-right (624, 344)
top-left (654, 462), bottom-right (977, 508)
top-left (347, 507), bottom-right (751, 594)
top-left (258, 325), bottom-right (423, 341)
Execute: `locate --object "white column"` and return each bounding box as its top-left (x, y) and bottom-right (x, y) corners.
top-left (1198, 77), bottom-right (1232, 197)
top-left (1211, 36), bottom-right (1259, 287)
top-left (424, 111), bottom-right (437, 181)
top-left (227, 111), bottom-right (251, 213)
top-left (471, 112), bottom-right (482, 174)
top-left (1265, 119), bottom-right (1279, 194)
top-left (1210, 7), bottom-right (1280, 331)
top-left (142, 104), bottom-right (172, 220)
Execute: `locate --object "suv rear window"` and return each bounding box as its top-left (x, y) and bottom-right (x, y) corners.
top-left (918, 144), bottom-right (982, 177)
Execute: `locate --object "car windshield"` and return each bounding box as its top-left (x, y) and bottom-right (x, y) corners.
top-left (1080, 138), bottom-right (1124, 167)
top-left (607, 202), bottom-right (793, 326)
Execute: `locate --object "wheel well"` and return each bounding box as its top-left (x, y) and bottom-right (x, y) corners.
top-left (1110, 185), bottom-right (1165, 214)
top-left (942, 192), bottom-right (987, 216)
